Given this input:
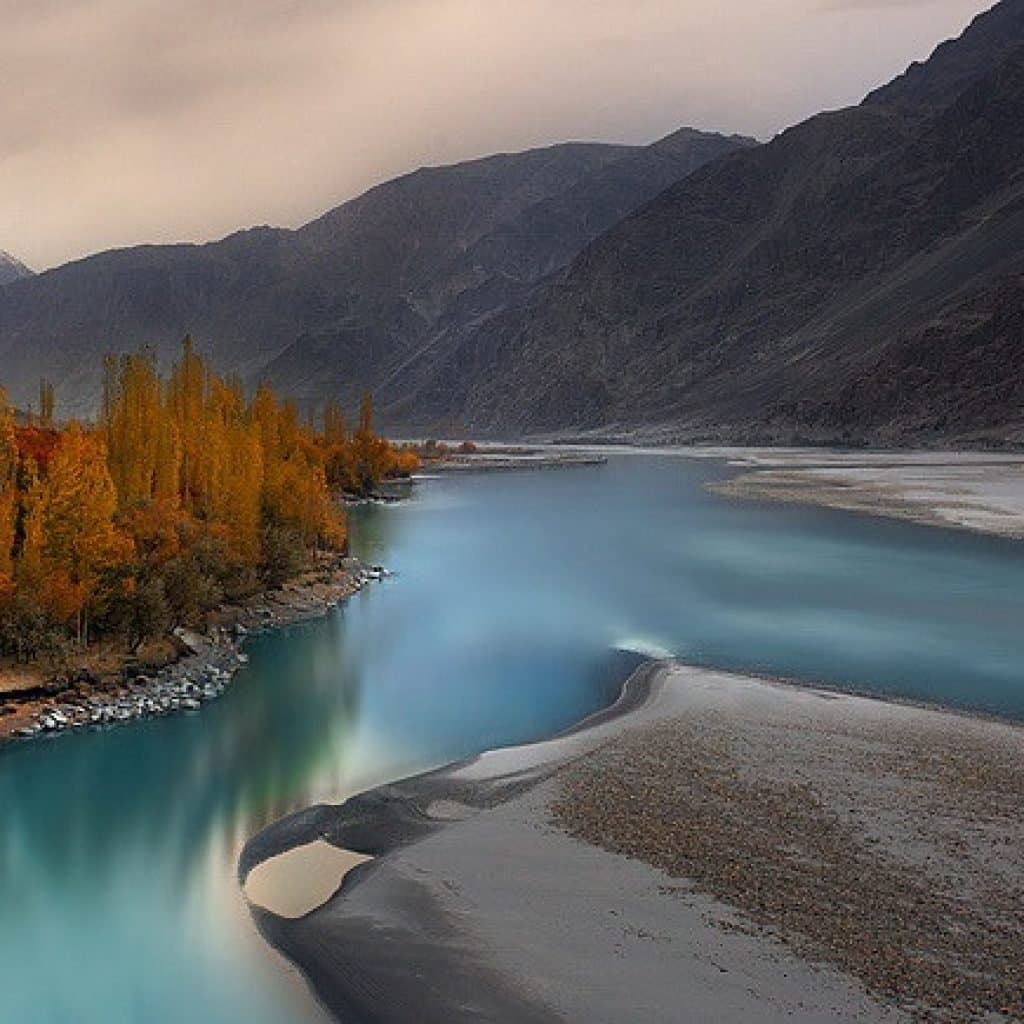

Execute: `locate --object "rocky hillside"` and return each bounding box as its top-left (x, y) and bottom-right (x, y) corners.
top-left (420, 0), bottom-right (1024, 447)
top-left (0, 251), bottom-right (31, 287)
top-left (0, 130), bottom-right (752, 417)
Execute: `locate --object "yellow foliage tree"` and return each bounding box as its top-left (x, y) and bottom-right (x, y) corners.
top-left (41, 424), bottom-right (133, 644)
top-left (0, 389), bottom-right (17, 590)
top-left (0, 337), bottom-right (420, 656)
top-left (104, 353), bottom-right (168, 508)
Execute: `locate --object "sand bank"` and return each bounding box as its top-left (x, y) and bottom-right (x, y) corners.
top-left (241, 664), bottom-right (1024, 1022)
top-left (699, 447), bottom-right (1024, 539)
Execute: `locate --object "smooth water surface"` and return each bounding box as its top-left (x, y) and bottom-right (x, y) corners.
top-left (3, 455), bottom-right (1024, 1022)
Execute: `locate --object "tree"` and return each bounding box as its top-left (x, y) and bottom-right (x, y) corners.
top-left (0, 390), bottom-right (17, 585)
top-left (352, 393), bottom-right (388, 494)
top-left (121, 575), bottom-right (172, 654)
top-left (0, 342), bottom-right (429, 657)
top-left (167, 335), bottom-right (206, 508)
top-left (358, 393), bottom-right (373, 436)
top-left (323, 401), bottom-right (348, 446)
top-left (41, 424), bottom-right (132, 645)
top-left (38, 379), bottom-right (55, 428)
top-left (104, 352), bottom-right (166, 507)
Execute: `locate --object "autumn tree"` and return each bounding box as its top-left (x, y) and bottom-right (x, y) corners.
top-left (38, 379), bottom-right (55, 428)
top-left (0, 338), bottom-right (421, 658)
top-left (323, 400), bottom-right (348, 447)
top-left (104, 352), bottom-right (169, 508)
top-left (0, 390), bottom-right (17, 593)
top-left (351, 393), bottom-right (388, 493)
top-left (40, 424), bottom-right (132, 645)
top-left (167, 335), bottom-right (207, 509)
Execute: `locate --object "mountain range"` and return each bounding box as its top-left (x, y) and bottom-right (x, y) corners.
top-left (424, 0), bottom-right (1024, 446)
top-left (1, 0), bottom-right (1022, 446)
top-left (0, 129), bottom-right (751, 419)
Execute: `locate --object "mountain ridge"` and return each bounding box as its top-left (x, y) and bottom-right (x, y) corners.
top-left (2, 1), bottom-right (1021, 446)
top-left (0, 130), bottom-right (752, 417)
top-left (410, 0), bottom-right (1024, 446)
top-left (0, 250), bottom-right (32, 287)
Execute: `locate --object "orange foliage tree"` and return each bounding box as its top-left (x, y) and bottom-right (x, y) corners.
top-left (0, 390), bottom-right (17, 596)
top-left (0, 337), bottom-right (419, 658)
top-left (38, 425), bottom-right (132, 645)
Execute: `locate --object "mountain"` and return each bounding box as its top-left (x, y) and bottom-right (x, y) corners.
top-left (0, 251), bottom-right (32, 287)
top-left (417, 0), bottom-right (1024, 446)
top-left (0, 129), bottom-right (753, 417)
top-left (7, 3), bottom-right (1017, 446)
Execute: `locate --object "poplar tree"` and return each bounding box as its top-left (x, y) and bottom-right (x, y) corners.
top-left (0, 391), bottom-right (17, 588)
top-left (42, 424), bottom-right (131, 645)
top-left (0, 336), bottom-right (423, 656)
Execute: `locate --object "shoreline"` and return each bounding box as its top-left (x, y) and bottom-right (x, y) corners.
top-left (0, 555), bottom-right (390, 746)
top-left (240, 663), bottom-right (1024, 1023)
top-left (692, 447), bottom-right (1024, 541)
top-left (527, 440), bottom-right (1024, 542)
top-left (446, 441), bottom-right (1024, 542)
top-left (427, 449), bottom-right (608, 473)
top-left (0, 446), bottom-right (610, 745)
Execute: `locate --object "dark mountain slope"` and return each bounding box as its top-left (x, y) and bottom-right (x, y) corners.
top-left (0, 228), bottom-right (311, 408)
top-left (258, 129), bottom-right (754, 415)
top-left (429, 0), bottom-right (1024, 445)
top-left (864, 0), bottom-right (1024, 116)
top-left (0, 131), bottom-right (751, 416)
top-left (0, 251), bottom-right (32, 287)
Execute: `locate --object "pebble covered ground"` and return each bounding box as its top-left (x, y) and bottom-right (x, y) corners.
top-left (552, 682), bottom-right (1024, 1022)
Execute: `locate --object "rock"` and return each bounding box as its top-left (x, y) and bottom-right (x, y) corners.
top-left (172, 627), bottom-right (203, 654)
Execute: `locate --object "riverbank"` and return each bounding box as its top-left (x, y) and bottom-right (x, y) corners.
top-left (0, 555), bottom-right (390, 744)
top-left (427, 445), bottom-right (607, 473)
top-left (241, 663), bottom-right (1024, 1023)
top-left (698, 448), bottom-right (1024, 540)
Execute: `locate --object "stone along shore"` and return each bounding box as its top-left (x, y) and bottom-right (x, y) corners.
top-left (3, 556), bottom-right (390, 742)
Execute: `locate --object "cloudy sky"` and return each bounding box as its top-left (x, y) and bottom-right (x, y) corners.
top-left (0, 0), bottom-right (990, 269)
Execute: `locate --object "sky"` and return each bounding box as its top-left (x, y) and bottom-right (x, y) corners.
top-left (0, 0), bottom-right (992, 270)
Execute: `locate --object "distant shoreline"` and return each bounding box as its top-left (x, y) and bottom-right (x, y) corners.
top-left (539, 441), bottom-right (1024, 542)
top-left (0, 555), bottom-right (390, 746)
top-left (425, 447), bottom-right (607, 473)
top-left (695, 447), bottom-right (1024, 541)
top-left (241, 661), bottom-right (1024, 1023)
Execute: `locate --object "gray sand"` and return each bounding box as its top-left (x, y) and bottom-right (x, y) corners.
top-left (698, 448), bottom-right (1024, 539)
top-left (554, 669), bottom-right (1024, 1021)
top-left (242, 665), bottom-right (1024, 1022)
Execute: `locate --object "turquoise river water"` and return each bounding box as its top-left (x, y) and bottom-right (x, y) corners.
top-left (2, 454), bottom-right (1024, 1022)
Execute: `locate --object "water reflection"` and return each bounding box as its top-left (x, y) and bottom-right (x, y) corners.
top-left (0, 613), bottom-right (367, 1023)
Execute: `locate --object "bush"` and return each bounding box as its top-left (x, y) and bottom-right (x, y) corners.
top-left (260, 524), bottom-right (307, 588)
top-left (0, 595), bottom-right (72, 664)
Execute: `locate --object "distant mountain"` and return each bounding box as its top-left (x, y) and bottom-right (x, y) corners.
top-left (0, 251), bottom-right (31, 287)
top-left (0, 129), bottom-right (753, 417)
top-left (418, 0), bottom-right (1024, 446)
top-left (7, 4), bottom-right (1017, 447)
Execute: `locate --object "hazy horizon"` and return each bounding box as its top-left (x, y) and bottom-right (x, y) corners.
top-left (1, 0), bottom-right (992, 271)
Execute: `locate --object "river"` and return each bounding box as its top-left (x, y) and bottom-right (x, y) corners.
top-left (2, 454), bottom-right (1023, 1022)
